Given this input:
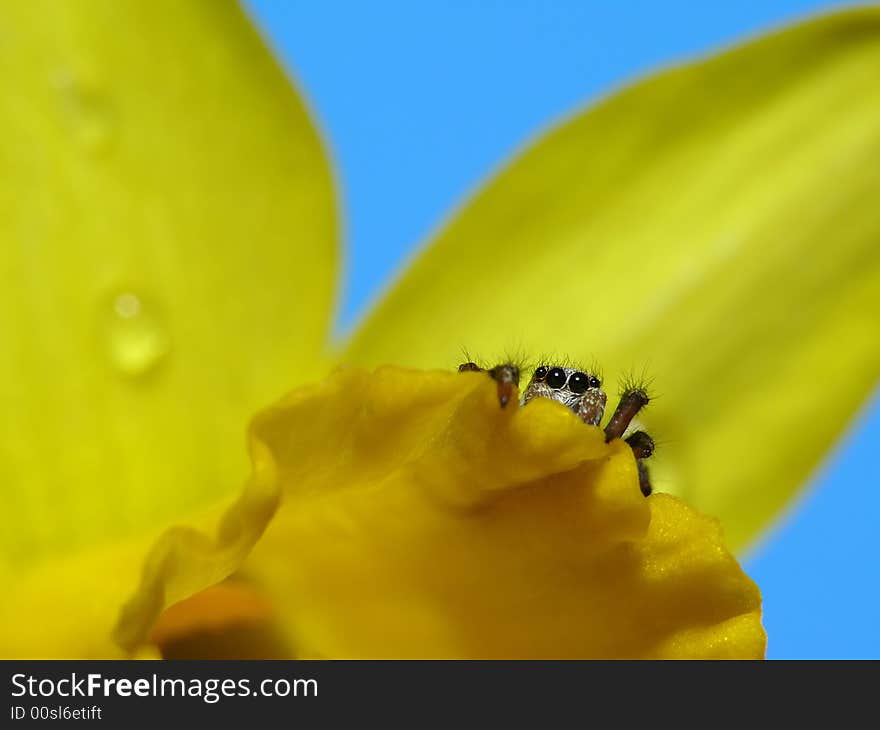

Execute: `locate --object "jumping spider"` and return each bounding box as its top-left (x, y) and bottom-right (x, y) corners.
top-left (458, 361), bottom-right (654, 497)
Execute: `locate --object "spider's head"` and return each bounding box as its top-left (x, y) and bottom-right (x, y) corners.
top-left (522, 364), bottom-right (604, 419)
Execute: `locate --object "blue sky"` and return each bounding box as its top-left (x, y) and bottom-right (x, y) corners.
top-left (244, 0), bottom-right (878, 659)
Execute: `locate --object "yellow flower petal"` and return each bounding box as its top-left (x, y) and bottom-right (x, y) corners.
top-left (1, 0), bottom-right (337, 656)
top-left (342, 8), bottom-right (880, 550)
top-left (119, 368), bottom-right (764, 658)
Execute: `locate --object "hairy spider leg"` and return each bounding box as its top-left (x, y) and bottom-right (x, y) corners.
top-left (458, 362), bottom-right (521, 408)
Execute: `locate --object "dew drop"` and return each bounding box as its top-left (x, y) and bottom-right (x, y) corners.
top-left (104, 292), bottom-right (169, 377)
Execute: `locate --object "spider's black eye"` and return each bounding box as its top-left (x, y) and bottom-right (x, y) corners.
top-left (568, 371), bottom-right (589, 394)
top-left (533, 366), bottom-right (548, 382)
top-left (589, 376), bottom-right (601, 389)
top-left (546, 367), bottom-right (567, 389)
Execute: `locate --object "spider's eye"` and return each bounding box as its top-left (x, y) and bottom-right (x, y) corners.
top-left (589, 376), bottom-right (601, 389)
top-left (533, 366), bottom-right (548, 381)
top-left (546, 368), bottom-right (567, 389)
top-left (568, 371), bottom-right (589, 394)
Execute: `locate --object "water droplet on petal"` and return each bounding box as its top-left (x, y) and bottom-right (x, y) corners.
top-left (104, 291), bottom-right (169, 377)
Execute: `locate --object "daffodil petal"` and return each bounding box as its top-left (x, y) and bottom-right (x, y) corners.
top-left (342, 8), bottom-right (880, 550)
top-left (2, 539), bottom-right (147, 658)
top-left (120, 368), bottom-right (764, 658)
top-left (1, 0), bottom-right (337, 656)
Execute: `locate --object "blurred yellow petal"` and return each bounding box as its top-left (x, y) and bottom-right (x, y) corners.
top-left (119, 368), bottom-right (764, 658)
top-left (342, 8), bottom-right (880, 550)
top-left (1, 0), bottom-right (337, 656)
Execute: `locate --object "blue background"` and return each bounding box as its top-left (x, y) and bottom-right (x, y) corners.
top-left (244, 0), bottom-right (878, 659)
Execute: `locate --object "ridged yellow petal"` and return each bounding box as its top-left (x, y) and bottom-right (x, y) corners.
top-left (1, 0), bottom-right (337, 656)
top-left (119, 368), bottom-right (764, 658)
top-left (343, 9), bottom-right (880, 550)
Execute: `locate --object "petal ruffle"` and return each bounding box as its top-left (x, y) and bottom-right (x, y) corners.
top-left (120, 368), bottom-right (764, 658)
top-left (1, 0), bottom-right (337, 656)
top-left (342, 8), bottom-right (880, 550)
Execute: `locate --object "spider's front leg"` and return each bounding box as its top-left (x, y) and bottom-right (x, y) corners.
top-left (458, 361), bottom-right (521, 408)
top-left (605, 385), bottom-right (655, 497)
top-left (625, 430), bottom-right (655, 497)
